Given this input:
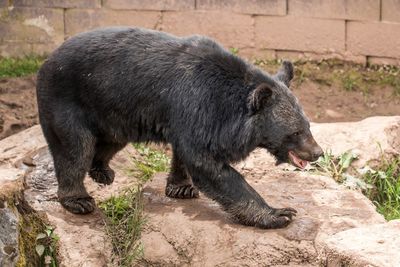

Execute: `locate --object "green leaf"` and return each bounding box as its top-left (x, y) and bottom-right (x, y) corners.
top-left (51, 233), bottom-right (60, 241)
top-left (45, 228), bottom-right (53, 236)
top-left (36, 244), bottom-right (45, 257)
top-left (36, 233), bottom-right (46, 240)
top-left (338, 151), bottom-right (358, 170)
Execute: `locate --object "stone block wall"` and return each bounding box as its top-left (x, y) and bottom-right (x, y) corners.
top-left (0, 0), bottom-right (400, 65)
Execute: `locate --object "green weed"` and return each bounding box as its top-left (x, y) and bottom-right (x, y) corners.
top-left (35, 226), bottom-right (59, 267)
top-left (99, 188), bottom-right (144, 266)
top-left (311, 150), bottom-right (358, 182)
top-left (362, 156), bottom-right (400, 220)
top-left (99, 144), bottom-right (170, 266)
top-left (342, 73), bottom-right (359, 91)
top-left (131, 143), bottom-right (170, 182)
top-left (0, 56), bottom-right (44, 78)
top-left (229, 47), bottom-right (239, 55)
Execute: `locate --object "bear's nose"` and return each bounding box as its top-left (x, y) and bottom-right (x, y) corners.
top-left (312, 146), bottom-right (324, 161)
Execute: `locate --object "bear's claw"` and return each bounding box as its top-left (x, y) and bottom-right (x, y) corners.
top-left (165, 184), bottom-right (199, 199)
top-left (273, 207), bottom-right (297, 220)
top-left (253, 207), bottom-right (297, 229)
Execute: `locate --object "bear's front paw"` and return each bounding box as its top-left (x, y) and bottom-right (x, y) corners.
top-left (256, 207), bottom-right (297, 229)
top-left (165, 183), bottom-right (199, 199)
top-left (89, 167), bottom-right (115, 185)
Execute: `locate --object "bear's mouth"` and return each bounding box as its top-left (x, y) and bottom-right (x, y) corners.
top-left (288, 150), bottom-right (308, 169)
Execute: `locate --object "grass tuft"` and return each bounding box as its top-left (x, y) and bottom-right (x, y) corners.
top-left (0, 56), bottom-right (44, 78)
top-left (363, 156), bottom-right (400, 220)
top-left (99, 188), bottom-right (145, 267)
top-left (131, 143), bottom-right (170, 182)
top-left (99, 144), bottom-right (170, 266)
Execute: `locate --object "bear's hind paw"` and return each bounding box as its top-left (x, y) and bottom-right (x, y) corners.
top-left (89, 167), bottom-right (115, 185)
top-left (60, 196), bottom-right (96, 214)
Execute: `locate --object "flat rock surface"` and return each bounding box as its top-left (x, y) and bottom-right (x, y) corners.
top-left (0, 116), bottom-right (399, 266)
top-left (140, 159), bottom-right (384, 266)
top-left (321, 220), bottom-right (400, 267)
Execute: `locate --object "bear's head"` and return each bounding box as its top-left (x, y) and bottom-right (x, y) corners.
top-left (248, 60), bottom-right (323, 169)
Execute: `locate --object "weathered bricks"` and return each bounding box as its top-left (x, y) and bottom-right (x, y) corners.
top-left (368, 56), bottom-right (400, 66)
top-left (0, 7), bottom-right (64, 55)
top-left (0, 0), bottom-right (399, 64)
top-left (347, 21), bottom-right (400, 58)
top-left (255, 16), bottom-right (345, 53)
top-left (382, 0), bottom-right (400, 23)
top-left (0, 7), bottom-right (64, 44)
top-left (104, 0), bottom-right (195, 10)
top-left (13, 0), bottom-right (101, 9)
top-left (288, 0), bottom-right (380, 21)
top-left (65, 9), bottom-right (161, 37)
top-left (196, 0), bottom-right (286, 15)
top-left (161, 11), bottom-right (254, 49)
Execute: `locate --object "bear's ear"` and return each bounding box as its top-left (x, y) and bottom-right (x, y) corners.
top-left (248, 83), bottom-right (273, 113)
top-left (275, 60), bottom-right (294, 87)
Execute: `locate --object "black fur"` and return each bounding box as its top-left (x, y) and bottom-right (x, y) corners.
top-left (37, 27), bottom-right (321, 228)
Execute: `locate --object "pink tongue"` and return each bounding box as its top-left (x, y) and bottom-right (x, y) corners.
top-left (288, 151), bottom-right (308, 169)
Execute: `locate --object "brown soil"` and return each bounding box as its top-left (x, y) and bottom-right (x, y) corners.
top-left (0, 73), bottom-right (399, 140)
top-left (293, 80), bottom-right (400, 122)
top-left (0, 76), bottom-right (37, 140)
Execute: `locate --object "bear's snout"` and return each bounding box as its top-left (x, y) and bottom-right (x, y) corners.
top-left (296, 135), bottom-right (323, 162)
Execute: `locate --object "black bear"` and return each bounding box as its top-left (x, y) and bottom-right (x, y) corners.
top-left (36, 27), bottom-right (323, 229)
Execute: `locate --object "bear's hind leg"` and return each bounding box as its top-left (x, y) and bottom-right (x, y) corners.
top-left (166, 153), bottom-right (199, 199)
top-left (89, 141), bottom-right (126, 185)
top-left (43, 115), bottom-right (97, 214)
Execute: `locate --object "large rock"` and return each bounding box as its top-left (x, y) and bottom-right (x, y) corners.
top-left (0, 116), bottom-right (399, 266)
top-left (320, 220), bottom-right (400, 267)
top-left (0, 125), bottom-right (140, 266)
top-left (312, 116), bottom-right (400, 167)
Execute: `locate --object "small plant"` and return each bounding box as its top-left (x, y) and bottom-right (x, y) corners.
top-left (100, 144), bottom-right (170, 265)
top-left (341, 72), bottom-right (361, 91)
top-left (99, 188), bottom-right (145, 266)
top-left (35, 226), bottom-right (59, 267)
top-left (131, 143), bottom-right (170, 182)
top-left (229, 47), bottom-right (239, 55)
top-left (311, 150), bottom-right (358, 182)
top-left (0, 56), bottom-right (44, 78)
top-left (362, 156), bottom-right (400, 220)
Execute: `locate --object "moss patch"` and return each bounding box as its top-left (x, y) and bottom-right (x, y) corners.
top-left (6, 192), bottom-right (59, 267)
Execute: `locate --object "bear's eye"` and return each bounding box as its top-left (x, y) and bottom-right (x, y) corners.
top-left (292, 131), bottom-right (300, 136)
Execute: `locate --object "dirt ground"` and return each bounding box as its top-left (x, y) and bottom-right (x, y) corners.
top-left (0, 69), bottom-right (399, 140)
top-left (0, 76), bottom-right (37, 139)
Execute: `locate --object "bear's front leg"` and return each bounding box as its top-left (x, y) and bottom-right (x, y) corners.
top-left (185, 160), bottom-right (296, 229)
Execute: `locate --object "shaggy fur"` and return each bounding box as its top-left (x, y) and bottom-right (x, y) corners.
top-left (37, 27), bottom-right (322, 229)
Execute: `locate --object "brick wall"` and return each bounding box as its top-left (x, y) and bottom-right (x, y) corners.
top-left (1, 0), bottom-right (400, 65)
